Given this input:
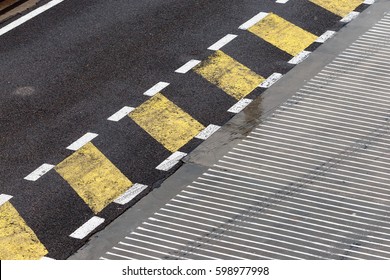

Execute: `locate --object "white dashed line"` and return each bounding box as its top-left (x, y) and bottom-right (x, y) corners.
top-left (40, 257), bottom-right (56, 260)
top-left (66, 132), bottom-right (98, 151)
top-left (156, 152), bottom-right (187, 171)
top-left (363, 0), bottom-right (375, 4)
top-left (276, 0), bottom-right (290, 3)
top-left (341, 12), bottom-right (360, 23)
top-left (0, 0), bottom-right (64, 37)
top-left (228, 98), bottom-right (253, 114)
top-left (238, 12), bottom-right (268, 30)
top-left (143, 82), bottom-right (170, 97)
top-left (0, 194), bottom-right (13, 207)
top-left (288, 51), bottom-right (311, 64)
top-left (175, 60), bottom-right (201, 74)
top-left (24, 164), bottom-right (55, 181)
top-left (315, 30), bottom-right (336, 43)
top-left (69, 216), bottom-right (105, 239)
top-left (114, 183), bottom-right (149, 205)
top-left (195, 124), bottom-right (221, 140)
top-left (107, 106), bottom-right (135, 122)
top-left (259, 73), bottom-right (283, 88)
top-left (208, 34), bottom-right (238, 51)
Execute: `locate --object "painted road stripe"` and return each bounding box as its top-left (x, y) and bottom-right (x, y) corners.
top-left (114, 183), bottom-right (149, 205)
top-left (0, 200), bottom-right (48, 259)
top-left (288, 51), bottom-right (311, 64)
top-left (156, 152), bottom-right (187, 171)
top-left (315, 30), bottom-right (336, 43)
top-left (107, 106), bottom-right (135, 122)
top-left (259, 73), bottom-right (283, 88)
top-left (341, 12), bottom-right (360, 23)
top-left (143, 82), bottom-right (170, 97)
top-left (129, 93), bottom-right (204, 152)
top-left (363, 0), bottom-right (375, 4)
top-left (56, 142), bottom-right (133, 214)
top-left (24, 163), bottom-right (55, 181)
top-left (0, 194), bottom-right (12, 207)
top-left (40, 257), bottom-right (55, 260)
top-left (247, 13), bottom-right (317, 56)
top-left (175, 60), bottom-right (201, 74)
top-left (239, 12), bottom-right (269, 30)
top-left (66, 132), bottom-right (98, 151)
top-left (309, 0), bottom-right (364, 17)
top-left (276, 0), bottom-right (290, 3)
top-left (69, 216), bottom-right (105, 239)
top-left (228, 98), bottom-right (253, 113)
top-left (194, 50), bottom-right (264, 100)
top-left (195, 124), bottom-right (221, 140)
top-left (208, 34), bottom-right (238, 51)
top-left (0, 0), bottom-right (64, 37)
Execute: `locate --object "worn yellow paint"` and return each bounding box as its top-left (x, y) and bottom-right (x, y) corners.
top-left (194, 50), bottom-right (265, 100)
top-left (310, 0), bottom-right (363, 17)
top-left (55, 143), bottom-right (133, 214)
top-left (129, 93), bottom-right (204, 152)
top-left (248, 13), bottom-right (317, 57)
top-left (0, 201), bottom-right (48, 260)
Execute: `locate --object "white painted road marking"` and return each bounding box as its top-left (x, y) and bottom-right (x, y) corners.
top-left (69, 216), bottom-right (105, 239)
top-left (238, 12), bottom-right (269, 30)
top-left (0, 0), bottom-right (65, 37)
top-left (0, 194), bottom-right (13, 207)
top-left (114, 183), bottom-right (148, 205)
top-left (107, 106), bottom-right (135, 122)
top-left (143, 82), bottom-right (170, 97)
top-left (195, 124), bottom-right (221, 140)
top-left (315, 30), bottom-right (336, 43)
top-left (341, 12), bottom-right (360, 23)
top-left (66, 132), bottom-right (98, 151)
top-left (156, 152), bottom-right (187, 171)
top-left (175, 60), bottom-right (201, 74)
top-left (208, 34), bottom-right (238, 51)
top-left (24, 164), bottom-right (55, 181)
top-left (228, 98), bottom-right (253, 113)
top-left (288, 51), bottom-right (311, 64)
top-left (259, 73), bottom-right (283, 88)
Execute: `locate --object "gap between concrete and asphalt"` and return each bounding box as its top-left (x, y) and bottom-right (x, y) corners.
top-left (69, 0), bottom-right (389, 260)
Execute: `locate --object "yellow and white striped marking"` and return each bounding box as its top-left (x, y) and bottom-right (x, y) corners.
top-left (247, 13), bottom-right (317, 56)
top-left (194, 50), bottom-right (265, 100)
top-left (129, 93), bottom-right (205, 152)
top-left (55, 142), bottom-right (133, 214)
top-left (310, 0), bottom-right (364, 17)
top-left (0, 195), bottom-right (48, 260)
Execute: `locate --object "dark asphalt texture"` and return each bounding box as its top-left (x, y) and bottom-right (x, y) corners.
top-left (0, 0), bottom-right (370, 259)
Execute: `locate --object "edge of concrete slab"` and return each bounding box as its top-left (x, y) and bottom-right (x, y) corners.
top-left (69, 0), bottom-right (388, 260)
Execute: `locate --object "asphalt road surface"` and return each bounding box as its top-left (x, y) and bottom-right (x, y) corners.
top-left (0, 0), bottom-right (373, 259)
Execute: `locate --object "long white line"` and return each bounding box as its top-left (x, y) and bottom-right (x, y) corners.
top-left (210, 166), bottom-right (390, 209)
top-left (0, 0), bottom-right (64, 37)
top-left (66, 132), bottom-right (98, 151)
top-left (156, 210), bottom-right (388, 258)
top-left (105, 251), bottom-right (136, 260)
top-left (161, 205), bottom-right (390, 255)
top-left (114, 245), bottom-right (162, 260)
top-left (222, 155), bottom-right (390, 203)
top-left (208, 34), bottom-right (238, 51)
top-left (24, 163), bottom-right (55, 181)
top-left (148, 213), bottom-right (328, 259)
top-left (171, 196), bottom-right (390, 245)
top-left (69, 216), bottom-right (105, 239)
top-left (138, 225), bottom-right (263, 260)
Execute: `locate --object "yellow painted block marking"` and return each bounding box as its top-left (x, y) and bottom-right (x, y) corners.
top-left (194, 50), bottom-right (265, 100)
top-left (55, 142), bottom-right (133, 214)
top-left (0, 202), bottom-right (48, 260)
top-left (248, 13), bottom-right (317, 57)
top-left (310, 0), bottom-right (363, 17)
top-left (129, 93), bottom-right (205, 152)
